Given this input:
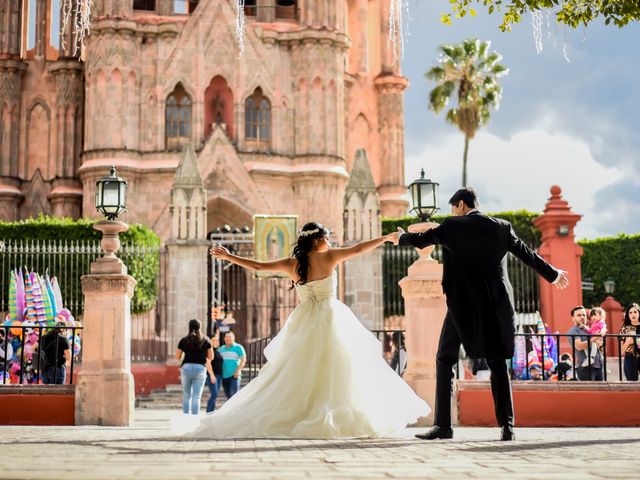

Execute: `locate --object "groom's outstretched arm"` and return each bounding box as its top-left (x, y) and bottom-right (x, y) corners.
top-left (506, 223), bottom-right (559, 283)
top-left (397, 224), bottom-right (443, 249)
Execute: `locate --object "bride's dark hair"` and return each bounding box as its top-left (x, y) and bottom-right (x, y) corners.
top-left (290, 221), bottom-right (330, 288)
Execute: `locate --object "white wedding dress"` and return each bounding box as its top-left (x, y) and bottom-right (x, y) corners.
top-left (188, 272), bottom-right (430, 439)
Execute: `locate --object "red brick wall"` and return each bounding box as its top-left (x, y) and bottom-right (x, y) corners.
top-left (0, 363), bottom-right (181, 425)
top-left (458, 381), bottom-right (640, 427)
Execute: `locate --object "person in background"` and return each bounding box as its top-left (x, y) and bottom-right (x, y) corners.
top-left (583, 307), bottom-right (607, 367)
top-left (176, 319), bottom-right (212, 415)
top-left (205, 333), bottom-right (224, 413)
top-left (620, 303), bottom-right (640, 381)
top-left (553, 353), bottom-right (574, 381)
top-left (567, 306), bottom-right (603, 381)
top-left (39, 322), bottom-right (71, 384)
top-left (218, 331), bottom-right (246, 399)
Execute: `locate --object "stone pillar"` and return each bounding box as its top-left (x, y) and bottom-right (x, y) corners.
top-left (76, 221), bottom-right (136, 426)
top-left (0, 59), bottom-right (28, 179)
top-left (49, 59), bottom-right (84, 178)
top-left (166, 243), bottom-right (209, 354)
top-left (399, 222), bottom-right (447, 426)
top-left (601, 296), bottom-right (624, 357)
top-left (533, 185), bottom-right (583, 333)
top-left (374, 75), bottom-right (409, 217)
top-left (257, 0), bottom-right (275, 22)
top-left (342, 149), bottom-right (383, 329)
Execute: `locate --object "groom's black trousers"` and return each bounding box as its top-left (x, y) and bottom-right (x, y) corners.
top-left (434, 312), bottom-right (514, 428)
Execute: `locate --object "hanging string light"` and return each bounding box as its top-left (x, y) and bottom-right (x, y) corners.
top-left (61, 0), bottom-right (93, 57)
top-left (388, 0), bottom-right (410, 62)
top-left (235, 0), bottom-right (246, 58)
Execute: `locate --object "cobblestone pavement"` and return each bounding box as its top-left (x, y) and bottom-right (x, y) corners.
top-left (0, 409), bottom-right (638, 480)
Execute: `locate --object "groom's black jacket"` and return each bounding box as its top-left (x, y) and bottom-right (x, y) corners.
top-left (400, 211), bottom-right (558, 359)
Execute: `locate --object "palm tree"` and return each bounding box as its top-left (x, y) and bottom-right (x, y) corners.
top-left (426, 38), bottom-right (508, 187)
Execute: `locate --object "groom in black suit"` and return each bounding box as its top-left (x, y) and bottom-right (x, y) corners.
top-left (393, 188), bottom-right (568, 441)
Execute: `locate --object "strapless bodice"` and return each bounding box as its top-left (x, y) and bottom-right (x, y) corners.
top-left (294, 273), bottom-right (336, 303)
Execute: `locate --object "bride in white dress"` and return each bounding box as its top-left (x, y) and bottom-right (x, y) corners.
top-left (191, 222), bottom-right (430, 439)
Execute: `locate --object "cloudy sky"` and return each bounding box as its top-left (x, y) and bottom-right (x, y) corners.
top-left (401, 1), bottom-right (640, 239)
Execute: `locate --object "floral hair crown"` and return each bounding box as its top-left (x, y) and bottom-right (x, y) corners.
top-left (299, 228), bottom-right (320, 237)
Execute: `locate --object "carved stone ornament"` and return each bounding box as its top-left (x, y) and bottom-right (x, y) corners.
top-left (399, 279), bottom-right (444, 298)
top-left (0, 69), bottom-right (24, 105)
top-left (55, 71), bottom-right (84, 107)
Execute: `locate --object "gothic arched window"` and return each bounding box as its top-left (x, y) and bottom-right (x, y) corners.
top-left (245, 88), bottom-right (271, 145)
top-left (165, 83), bottom-right (192, 151)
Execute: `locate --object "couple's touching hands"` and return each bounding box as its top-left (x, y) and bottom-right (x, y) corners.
top-left (388, 227), bottom-right (405, 246)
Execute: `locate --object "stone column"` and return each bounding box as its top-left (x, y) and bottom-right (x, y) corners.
top-left (166, 242), bottom-right (209, 358)
top-left (374, 75), bottom-right (409, 217)
top-left (399, 222), bottom-right (447, 426)
top-left (76, 220), bottom-right (136, 426)
top-left (601, 296), bottom-right (624, 357)
top-left (533, 185), bottom-right (583, 333)
top-left (257, 0), bottom-right (275, 22)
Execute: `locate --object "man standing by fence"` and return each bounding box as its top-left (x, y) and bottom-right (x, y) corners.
top-left (218, 331), bottom-right (246, 399)
top-left (567, 306), bottom-right (604, 381)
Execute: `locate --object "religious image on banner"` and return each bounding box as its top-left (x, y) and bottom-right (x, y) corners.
top-left (254, 215), bottom-right (297, 278)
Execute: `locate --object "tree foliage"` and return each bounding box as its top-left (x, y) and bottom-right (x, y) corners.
top-left (579, 234), bottom-right (640, 309)
top-left (426, 38), bottom-right (508, 186)
top-left (444, 0), bottom-right (640, 30)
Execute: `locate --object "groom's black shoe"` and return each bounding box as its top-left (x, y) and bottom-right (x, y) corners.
top-left (500, 426), bottom-right (515, 441)
top-left (415, 426), bottom-right (453, 440)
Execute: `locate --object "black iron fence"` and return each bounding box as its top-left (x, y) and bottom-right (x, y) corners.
top-left (246, 333), bottom-right (275, 381)
top-left (507, 332), bottom-right (640, 382)
top-left (209, 233), bottom-right (298, 345)
top-left (0, 325), bottom-right (82, 385)
top-left (0, 239), bottom-right (168, 363)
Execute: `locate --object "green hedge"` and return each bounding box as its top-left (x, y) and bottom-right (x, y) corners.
top-left (0, 216), bottom-right (161, 315)
top-left (579, 234), bottom-right (640, 309)
top-left (382, 209), bottom-right (541, 247)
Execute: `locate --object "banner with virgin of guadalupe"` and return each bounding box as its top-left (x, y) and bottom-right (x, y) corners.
top-left (253, 215), bottom-right (297, 278)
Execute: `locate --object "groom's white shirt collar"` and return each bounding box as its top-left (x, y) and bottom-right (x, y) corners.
top-left (465, 209), bottom-right (479, 215)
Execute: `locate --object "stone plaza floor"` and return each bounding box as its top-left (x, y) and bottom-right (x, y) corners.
top-left (0, 409), bottom-right (638, 479)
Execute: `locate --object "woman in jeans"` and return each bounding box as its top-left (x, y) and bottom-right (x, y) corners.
top-left (620, 303), bottom-right (640, 381)
top-left (175, 319), bottom-right (213, 415)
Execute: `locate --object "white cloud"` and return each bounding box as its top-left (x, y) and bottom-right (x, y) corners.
top-left (405, 127), bottom-right (622, 239)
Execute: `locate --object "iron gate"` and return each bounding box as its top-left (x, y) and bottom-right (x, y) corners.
top-left (208, 232), bottom-right (299, 345)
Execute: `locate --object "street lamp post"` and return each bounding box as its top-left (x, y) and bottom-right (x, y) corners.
top-left (604, 279), bottom-right (616, 296)
top-left (406, 169), bottom-right (440, 262)
top-left (399, 169), bottom-right (446, 426)
top-left (408, 169), bottom-right (439, 222)
top-left (92, 166), bottom-right (130, 274)
top-left (77, 166), bottom-right (136, 426)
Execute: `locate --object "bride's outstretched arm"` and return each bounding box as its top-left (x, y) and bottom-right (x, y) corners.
top-left (210, 245), bottom-right (294, 276)
top-left (327, 233), bottom-right (394, 264)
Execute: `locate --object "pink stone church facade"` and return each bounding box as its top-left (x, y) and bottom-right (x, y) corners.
top-left (0, 0), bottom-right (408, 239)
